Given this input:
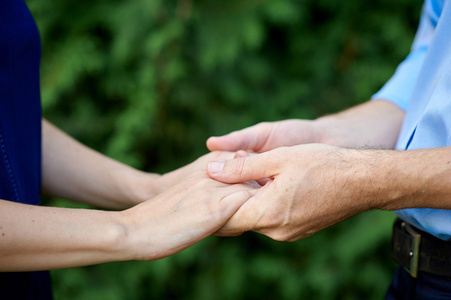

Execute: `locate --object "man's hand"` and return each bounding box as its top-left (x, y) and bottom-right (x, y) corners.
top-left (207, 144), bottom-right (375, 241)
top-left (207, 100), bottom-right (405, 153)
top-left (207, 119), bottom-right (323, 153)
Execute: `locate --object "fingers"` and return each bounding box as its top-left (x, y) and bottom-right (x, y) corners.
top-left (214, 180), bottom-right (274, 236)
top-left (217, 187), bottom-right (259, 219)
top-left (206, 124), bottom-right (268, 152)
top-left (207, 152), bottom-right (278, 184)
top-left (205, 151), bottom-right (237, 162)
top-left (232, 151), bottom-right (270, 186)
top-left (214, 198), bottom-right (258, 237)
top-left (174, 183), bottom-right (258, 241)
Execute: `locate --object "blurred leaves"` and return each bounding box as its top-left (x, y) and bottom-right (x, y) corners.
top-left (26, 0), bottom-right (421, 298)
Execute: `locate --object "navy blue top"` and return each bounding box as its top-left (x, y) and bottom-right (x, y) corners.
top-left (0, 0), bottom-right (52, 298)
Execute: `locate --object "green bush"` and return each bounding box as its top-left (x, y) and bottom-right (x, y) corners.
top-left (26, 0), bottom-right (421, 298)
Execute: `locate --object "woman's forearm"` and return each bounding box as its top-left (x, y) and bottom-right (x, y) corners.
top-left (41, 119), bottom-right (161, 209)
top-left (1, 171), bottom-right (256, 271)
top-left (0, 199), bottom-right (127, 271)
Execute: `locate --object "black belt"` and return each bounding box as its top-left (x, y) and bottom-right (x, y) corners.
top-left (391, 218), bottom-right (451, 278)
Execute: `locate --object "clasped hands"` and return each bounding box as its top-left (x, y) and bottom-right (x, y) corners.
top-left (123, 120), bottom-right (375, 262)
top-left (205, 120), bottom-right (373, 242)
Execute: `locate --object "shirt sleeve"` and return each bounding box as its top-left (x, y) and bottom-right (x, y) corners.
top-left (371, 2), bottom-right (437, 111)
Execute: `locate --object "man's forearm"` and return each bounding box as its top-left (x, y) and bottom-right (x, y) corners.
top-left (207, 99), bottom-right (405, 154)
top-left (356, 146), bottom-right (451, 211)
top-left (315, 99), bottom-right (405, 149)
top-left (42, 119), bottom-right (161, 209)
top-left (207, 143), bottom-right (451, 241)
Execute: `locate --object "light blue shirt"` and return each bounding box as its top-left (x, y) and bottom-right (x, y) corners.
top-left (372, 0), bottom-right (451, 240)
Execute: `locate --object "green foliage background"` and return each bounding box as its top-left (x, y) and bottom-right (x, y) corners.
top-left (26, 0), bottom-right (422, 299)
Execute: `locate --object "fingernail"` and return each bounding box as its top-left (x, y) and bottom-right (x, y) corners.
top-left (208, 161), bottom-right (224, 174)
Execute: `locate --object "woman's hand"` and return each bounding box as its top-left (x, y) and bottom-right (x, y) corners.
top-left (117, 170), bottom-right (258, 261)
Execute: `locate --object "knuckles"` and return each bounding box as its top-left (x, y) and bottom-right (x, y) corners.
top-left (256, 121), bottom-right (271, 131)
top-left (266, 230), bottom-right (293, 242)
top-left (198, 200), bottom-right (222, 224)
top-left (229, 157), bottom-right (247, 177)
top-left (264, 228), bottom-right (308, 242)
top-left (256, 210), bottom-right (309, 242)
top-left (186, 170), bottom-right (214, 188)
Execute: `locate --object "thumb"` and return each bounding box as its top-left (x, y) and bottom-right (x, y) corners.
top-left (207, 153), bottom-right (277, 183)
top-left (206, 124), bottom-right (268, 152)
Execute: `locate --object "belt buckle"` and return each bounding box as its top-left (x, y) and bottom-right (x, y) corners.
top-left (401, 222), bottom-right (421, 278)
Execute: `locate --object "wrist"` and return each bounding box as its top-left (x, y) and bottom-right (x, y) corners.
top-left (311, 116), bottom-right (343, 146)
top-left (113, 203), bottom-right (170, 262)
top-left (313, 100), bottom-right (405, 149)
top-left (344, 149), bottom-right (416, 212)
top-left (97, 200), bottom-right (169, 262)
top-left (347, 149), bottom-right (393, 210)
top-left (114, 169), bottom-right (162, 207)
top-left (321, 147), bottom-right (380, 212)
top-left (94, 210), bottom-right (134, 263)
